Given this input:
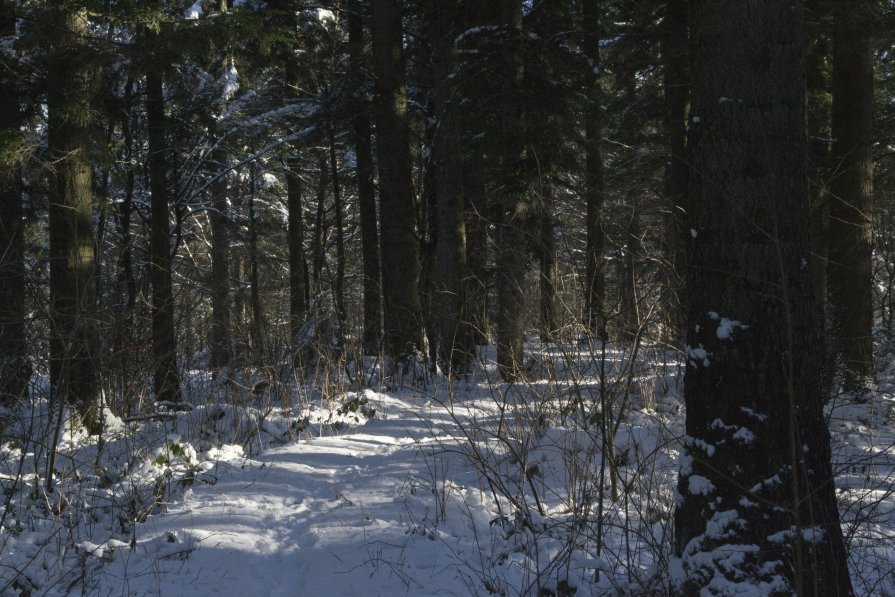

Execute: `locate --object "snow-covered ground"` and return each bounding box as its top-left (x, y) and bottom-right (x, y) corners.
top-left (2, 342), bottom-right (894, 596)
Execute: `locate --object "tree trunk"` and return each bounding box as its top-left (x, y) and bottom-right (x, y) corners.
top-left (146, 68), bottom-right (183, 405)
top-left (827, 2), bottom-right (875, 394)
top-left (371, 0), bottom-right (423, 361)
top-left (583, 0), bottom-right (606, 340)
top-left (432, 0), bottom-right (474, 373)
top-left (661, 0), bottom-right (688, 343)
top-left (0, 0), bottom-right (30, 405)
top-left (311, 153), bottom-right (328, 302)
top-left (242, 167), bottom-right (264, 362)
top-left (346, 0), bottom-right (382, 354)
top-left (47, 0), bottom-right (100, 431)
top-left (327, 124), bottom-right (346, 347)
top-left (495, 0), bottom-right (527, 382)
top-left (286, 153), bottom-right (308, 361)
top-left (674, 3), bottom-right (853, 594)
top-left (539, 184), bottom-right (556, 343)
top-left (619, 199), bottom-right (640, 340)
top-left (209, 149), bottom-right (231, 372)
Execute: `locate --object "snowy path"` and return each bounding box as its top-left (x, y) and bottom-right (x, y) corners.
top-left (96, 393), bottom-right (473, 596)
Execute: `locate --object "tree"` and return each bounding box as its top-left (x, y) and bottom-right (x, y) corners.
top-left (346, 0), bottom-right (382, 354)
top-left (47, 0), bottom-right (101, 431)
top-left (431, 0), bottom-right (475, 373)
top-left (495, 0), bottom-right (528, 381)
top-left (145, 57), bottom-right (183, 405)
top-left (370, 0), bottom-right (423, 362)
top-left (582, 0), bottom-right (606, 340)
top-left (661, 0), bottom-right (688, 342)
top-left (0, 0), bottom-right (31, 405)
top-left (827, 0), bottom-right (876, 394)
top-left (674, 2), bottom-right (853, 594)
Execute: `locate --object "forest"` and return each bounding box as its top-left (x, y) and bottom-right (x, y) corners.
top-left (1, 0), bottom-right (895, 595)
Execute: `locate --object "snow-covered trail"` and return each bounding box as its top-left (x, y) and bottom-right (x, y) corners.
top-left (96, 392), bottom-right (473, 597)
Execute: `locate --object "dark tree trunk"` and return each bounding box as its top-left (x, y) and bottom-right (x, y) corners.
top-left (583, 0), bottom-right (606, 340)
top-left (286, 154), bottom-right (308, 360)
top-left (661, 0), bottom-right (688, 343)
top-left (346, 0), bottom-right (382, 354)
top-left (619, 200), bottom-right (640, 340)
top-left (827, 2), bottom-right (875, 393)
top-left (327, 124), bottom-right (346, 346)
top-left (47, 1), bottom-right (100, 431)
top-left (432, 0), bottom-right (474, 373)
top-left (311, 153), bottom-right (328, 300)
top-left (539, 185), bottom-right (556, 343)
top-left (674, 3), bottom-right (853, 594)
top-left (371, 0), bottom-right (423, 361)
top-left (146, 68), bottom-right (183, 405)
top-left (209, 149), bottom-right (231, 372)
top-left (464, 162), bottom-right (490, 346)
top-left (247, 171), bottom-right (265, 361)
top-left (495, 0), bottom-right (527, 382)
top-left (0, 0), bottom-right (30, 405)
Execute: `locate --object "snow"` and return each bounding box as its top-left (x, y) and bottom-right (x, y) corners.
top-left (186, 0), bottom-right (203, 20)
top-left (688, 474), bottom-right (715, 496)
top-left (2, 340), bottom-right (895, 595)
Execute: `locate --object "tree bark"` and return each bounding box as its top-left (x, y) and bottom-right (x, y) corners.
top-left (495, 0), bottom-right (528, 382)
top-left (371, 0), bottom-right (423, 361)
top-left (539, 184), bottom-right (557, 343)
top-left (827, 1), bottom-right (875, 393)
top-left (47, 0), bottom-right (100, 431)
top-left (0, 0), bottom-right (30, 405)
top-left (209, 149), bottom-right (231, 372)
top-left (674, 3), bottom-right (853, 594)
top-left (346, 0), bottom-right (382, 354)
top-left (661, 0), bottom-right (688, 343)
top-left (286, 153), bottom-right (308, 361)
top-left (327, 123), bottom-right (346, 347)
top-left (146, 67), bottom-right (183, 405)
top-left (432, 0), bottom-right (474, 373)
top-left (583, 0), bottom-right (606, 340)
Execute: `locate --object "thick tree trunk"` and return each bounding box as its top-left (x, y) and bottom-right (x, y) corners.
top-left (311, 153), bottom-right (328, 301)
top-left (432, 0), bottom-right (474, 373)
top-left (539, 185), bottom-right (556, 343)
top-left (827, 2), bottom-right (875, 393)
top-left (674, 3), bottom-right (853, 594)
top-left (209, 149), bottom-right (231, 372)
top-left (371, 0), bottom-right (423, 361)
top-left (146, 68), bottom-right (183, 405)
top-left (286, 154), bottom-right (308, 360)
top-left (327, 124), bottom-right (346, 347)
top-left (619, 200), bottom-right (640, 340)
top-left (583, 0), bottom-right (606, 340)
top-left (661, 0), bottom-right (688, 343)
top-left (464, 162), bottom-right (490, 346)
top-left (0, 0), bottom-right (30, 405)
top-left (495, 0), bottom-right (527, 382)
top-left (247, 172), bottom-right (265, 361)
top-left (47, 1), bottom-right (100, 431)
top-left (346, 0), bottom-right (382, 354)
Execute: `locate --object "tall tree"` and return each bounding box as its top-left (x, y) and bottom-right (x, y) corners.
top-left (494, 0), bottom-right (528, 381)
top-left (827, 1), bottom-right (875, 394)
top-left (432, 0), bottom-right (474, 373)
top-left (346, 0), bottom-right (382, 354)
top-left (582, 0), bottom-right (606, 340)
top-left (47, 0), bottom-right (101, 431)
top-left (661, 0), bottom-right (688, 342)
top-left (0, 0), bottom-right (30, 405)
top-left (370, 0), bottom-right (423, 362)
top-left (146, 63), bottom-right (183, 405)
top-left (209, 148), bottom-right (232, 373)
top-left (286, 153), bottom-right (308, 362)
top-left (675, 2), bottom-right (853, 594)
